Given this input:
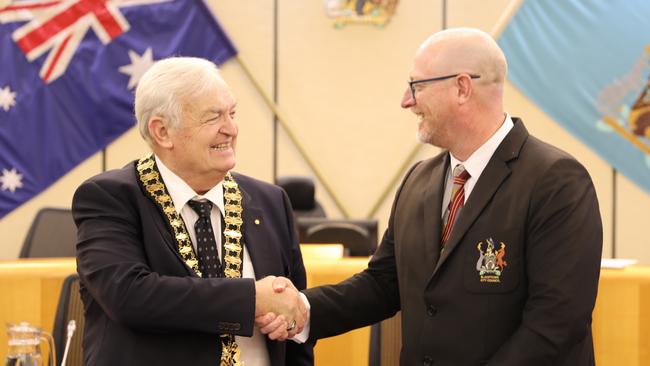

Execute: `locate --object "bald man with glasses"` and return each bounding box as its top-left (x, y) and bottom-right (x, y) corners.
top-left (262, 28), bottom-right (603, 366)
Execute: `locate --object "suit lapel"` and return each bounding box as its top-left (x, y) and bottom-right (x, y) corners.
top-left (430, 159), bottom-right (511, 278)
top-left (133, 160), bottom-right (197, 277)
top-left (237, 184), bottom-right (278, 280)
top-left (154, 207), bottom-right (197, 274)
top-left (428, 119), bottom-right (528, 281)
top-left (422, 155), bottom-right (449, 272)
top-left (232, 178), bottom-right (286, 364)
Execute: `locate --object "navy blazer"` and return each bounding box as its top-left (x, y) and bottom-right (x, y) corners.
top-left (305, 119), bottom-right (602, 366)
top-left (73, 162), bottom-right (313, 366)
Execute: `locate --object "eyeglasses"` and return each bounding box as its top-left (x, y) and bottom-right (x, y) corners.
top-left (408, 73), bottom-right (481, 99)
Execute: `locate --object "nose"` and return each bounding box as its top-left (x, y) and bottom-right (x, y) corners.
top-left (401, 87), bottom-right (415, 109)
top-left (219, 115), bottom-right (238, 136)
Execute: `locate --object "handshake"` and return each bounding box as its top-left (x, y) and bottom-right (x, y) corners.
top-left (254, 276), bottom-right (307, 341)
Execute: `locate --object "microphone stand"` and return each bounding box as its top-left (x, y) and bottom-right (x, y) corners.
top-left (60, 320), bottom-right (76, 366)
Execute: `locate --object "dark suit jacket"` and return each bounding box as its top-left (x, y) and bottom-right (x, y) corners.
top-left (304, 119), bottom-right (602, 366)
top-left (72, 161), bottom-right (314, 366)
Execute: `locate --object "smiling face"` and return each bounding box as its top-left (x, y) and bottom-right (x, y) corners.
top-left (400, 29), bottom-right (507, 157)
top-left (165, 80), bottom-right (238, 193)
top-left (401, 44), bottom-right (457, 149)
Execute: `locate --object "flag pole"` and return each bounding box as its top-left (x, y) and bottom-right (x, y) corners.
top-left (490, 0), bottom-right (524, 38)
top-left (234, 55), bottom-right (351, 218)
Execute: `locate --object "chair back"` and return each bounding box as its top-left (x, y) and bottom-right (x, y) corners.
top-left (276, 176), bottom-right (326, 218)
top-left (303, 221), bottom-right (375, 256)
top-left (20, 208), bottom-right (77, 258)
top-left (52, 274), bottom-right (84, 366)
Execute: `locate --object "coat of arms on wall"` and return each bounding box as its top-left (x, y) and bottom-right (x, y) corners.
top-left (324, 0), bottom-right (398, 28)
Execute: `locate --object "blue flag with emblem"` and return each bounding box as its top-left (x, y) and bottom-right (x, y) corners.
top-left (498, 0), bottom-right (650, 194)
top-left (0, 0), bottom-right (237, 218)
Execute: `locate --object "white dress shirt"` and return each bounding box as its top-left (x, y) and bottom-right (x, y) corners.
top-left (441, 114), bottom-right (514, 216)
top-left (156, 156), bottom-right (271, 366)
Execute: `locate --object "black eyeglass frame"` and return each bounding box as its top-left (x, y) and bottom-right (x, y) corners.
top-left (408, 73), bottom-right (481, 99)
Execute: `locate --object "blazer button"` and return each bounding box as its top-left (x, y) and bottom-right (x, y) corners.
top-left (427, 305), bottom-right (437, 317)
top-left (423, 355), bottom-right (434, 365)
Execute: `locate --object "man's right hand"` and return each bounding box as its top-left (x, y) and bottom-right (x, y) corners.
top-left (254, 276), bottom-right (306, 338)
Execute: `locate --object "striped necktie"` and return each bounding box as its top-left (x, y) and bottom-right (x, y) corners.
top-left (441, 164), bottom-right (471, 246)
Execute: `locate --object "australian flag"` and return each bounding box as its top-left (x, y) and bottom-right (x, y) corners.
top-left (0, 0), bottom-right (237, 218)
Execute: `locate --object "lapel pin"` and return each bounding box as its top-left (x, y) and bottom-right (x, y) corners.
top-left (254, 219), bottom-right (261, 225)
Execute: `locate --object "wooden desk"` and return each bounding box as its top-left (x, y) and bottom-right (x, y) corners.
top-left (303, 257), bottom-right (371, 366)
top-left (1, 258), bottom-right (648, 366)
top-left (304, 261), bottom-right (650, 366)
top-left (0, 257), bottom-right (367, 364)
top-left (0, 258), bottom-right (76, 360)
top-left (593, 266), bottom-right (650, 366)
top-left (300, 244), bottom-right (344, 260)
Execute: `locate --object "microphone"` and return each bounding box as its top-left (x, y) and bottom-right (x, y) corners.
top-left (60, 320), bottom-right (76, 366)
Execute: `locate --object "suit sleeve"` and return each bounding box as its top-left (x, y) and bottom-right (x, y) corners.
top-left (303, 227), bottom-right (401, 340)
top-left (73, 178), bottom-right (256, 336)
top-left (279, 189), bottom-right (315, 365)
top-left (488, 158), bottom-right (603, 365)
top-left (302, 164), bottom-right (421, 340)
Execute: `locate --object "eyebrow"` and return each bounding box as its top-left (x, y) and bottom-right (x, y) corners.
top-left (200, 104), bottom-right (237, 118)
top-left (201, 109), bottom-right (221, 118)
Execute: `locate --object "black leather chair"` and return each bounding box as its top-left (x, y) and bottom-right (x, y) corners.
top-left (301, 220), bottom-right (377, 256)
top-left (20, 208), bottom-right (77, 258)
top-left (276, 176), bottom-right (326, 218)
top-left (52, 274), bottom-right (84, 366)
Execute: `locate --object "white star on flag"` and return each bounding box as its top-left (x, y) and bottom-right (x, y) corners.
top-left (0, 85), bottom-right (16, 112)
top-left (119, 47), bottom-right (155, 90)
top-left (0, 168), bottom-right (23, 193)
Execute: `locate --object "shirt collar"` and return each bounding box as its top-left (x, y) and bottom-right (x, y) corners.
top-left (155, 155), bottom-right (225, 216)
top-left (449, 113), bottom-right (514, 179)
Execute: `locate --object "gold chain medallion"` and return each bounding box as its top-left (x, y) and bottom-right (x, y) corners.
top-left (136, 154), bottom-right (244, 365)
top-left (136, 155), bottom-right (202, 276)
top-left (220, 172), bottom-right (244, 366)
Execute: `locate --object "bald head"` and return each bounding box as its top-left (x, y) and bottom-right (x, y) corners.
top-left (403, 28), bottom-right (508, 160)
top-left (416, 28), bottom-right (507, 86)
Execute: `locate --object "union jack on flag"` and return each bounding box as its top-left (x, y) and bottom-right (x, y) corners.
top-left (0, 0), bottom-right (237, 218)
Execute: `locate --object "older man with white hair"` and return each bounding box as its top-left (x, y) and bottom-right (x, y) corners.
top-left (73, 57), bottom-right (313, 366)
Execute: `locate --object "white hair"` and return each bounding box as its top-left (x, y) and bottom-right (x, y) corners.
top-left (134, 57), bottom-right (225, 145)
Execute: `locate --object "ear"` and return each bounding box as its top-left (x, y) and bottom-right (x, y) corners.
top-left (456, 74), bottom-right (473, 104)
top-left (148, 117), bottom-right (173, 149)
